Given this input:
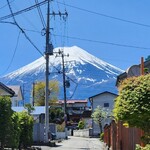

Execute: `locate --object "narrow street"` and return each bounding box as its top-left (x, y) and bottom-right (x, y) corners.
top-left (39, 136), bottom-right (106, 150)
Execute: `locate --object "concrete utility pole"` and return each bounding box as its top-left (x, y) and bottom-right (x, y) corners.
top-left (32, 82), bottom-right (35, 106)
top-left (57, 49), bottom-right (69, 129)
top-left (61, 51), bottom-right (68, 126)
top-left (44, 1), bottom-right (68, 142)
top-left (45, 0), bottom-right (53, 143)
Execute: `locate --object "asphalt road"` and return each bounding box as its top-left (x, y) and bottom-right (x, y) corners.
top-left (38, 136), bottom-right (106, 150)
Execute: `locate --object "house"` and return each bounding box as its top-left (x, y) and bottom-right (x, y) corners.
top-left (0, 82), bottom-right (23, 106)
top-left (8, 85), bottom-right (23, 106)
top-left (0, 82), bottom-right (15, 97)
top-left (89, 91), bottom-right (118, 136)
top-left (116, 59), bottom-right (150, 86)
top-left (58, 100), bottom-right (91, 128)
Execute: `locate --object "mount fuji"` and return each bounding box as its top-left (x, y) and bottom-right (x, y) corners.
top-left (0, 46), bottom-right (123, 103)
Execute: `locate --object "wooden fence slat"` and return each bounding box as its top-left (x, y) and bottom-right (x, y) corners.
top-left (104, 121), bottom-right (144, 150)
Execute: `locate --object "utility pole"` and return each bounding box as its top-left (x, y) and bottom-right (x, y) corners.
top-left (140, 57), bottom-right (144, 75)
top-left (45, 0), bottom-right (53, 143)
top-left (57, 49), bottom-right (69, 130)
top-left (32, 82), bottom-right (35, 106)
top-left (22, 84), bottom-right (25, 106)
top-left (44, 1), bottom-right (68, 142)
top-left (62, 50), bottom-right (67, 126)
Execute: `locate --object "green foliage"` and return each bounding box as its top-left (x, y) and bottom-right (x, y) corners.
top-left (57, 122), bottom-right (65, 132)
top-left (0, 96), bottom-right (13, 149)
top-left (100, 132), bottom-right (104, 142)
top-left (8, 112), bottom-right (20, 149)
top-left (34, 81), bottom-right (45, 106)
top-left (78, 119), bottom-right (85, 129)
top-left (91, 106), bottom-right (109, 134)
top-left (34, 80), bottom-right (59, 106)
top-left (49, 107), bottom-right (64, 123)
top-left (24, 103), bottom-right (35, 114)
top-left (144, 68), bottom-right (149, 74)
top-left (18, 111), bottom-right (34, 149)
top-left (0, 96), bottom-right (34, 149)
top-left (136, 144), bottom-right (150, 150)
top-left (114, 74), bottom-right (150, 144)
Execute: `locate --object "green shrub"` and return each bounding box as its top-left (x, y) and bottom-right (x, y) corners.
top-left (100, 132), bottom-right (104, 141)
top-left (78, 120), bottom-right (85, 129)
top-left (18, 111), bottom-right (34, 149)
top-left (114, 74), bottom-right (150, 144)
top-left (7, 112), bottom-right (20, 149)
top-left (136, 144), bottom-right (150, 150)
top-left (57, 122), bottom-right (65, 132)
top-left (0, 96), bottom-right (13, 149)
top-left (0, 96), bottom-right (34, 149)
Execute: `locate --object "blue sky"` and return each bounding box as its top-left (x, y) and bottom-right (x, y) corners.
top-left (0, 0), bottom-right (150, 76)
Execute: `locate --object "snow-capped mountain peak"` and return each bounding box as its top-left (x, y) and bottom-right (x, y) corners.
top-left (0, 46), bottom-right (124, 101)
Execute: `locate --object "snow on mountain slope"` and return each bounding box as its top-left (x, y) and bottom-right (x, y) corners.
top-left (0, 46), bottom-right (124, 102)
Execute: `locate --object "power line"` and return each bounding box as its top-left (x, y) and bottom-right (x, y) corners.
top-left (53, 34), bottom-right (150, 50)
top-left (0, 0), bottom-right (48, 21)
top-left (23, 28), bottom-right (150, 50)
top-left (0, 31), bottom-right (21, 75)
top-left (2, 0), bottom-right (149, 29)
top-left (57, 1), bottom-right (150, 28)
top-left (0, 0), bottom-right (15, 10)
top-left (0, 20), bottom-right (15, 25)
top-left (6, 0), bottom-right (44, 57)
top-left (35, 0), bottom-right (46, 28)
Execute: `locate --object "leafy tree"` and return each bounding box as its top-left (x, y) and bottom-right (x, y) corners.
top-left (34, 80), bottom-right (59, 106)
top-left (18, 111), bottom-right (34, 149)
top-left (78, 119), bottom-right (85, 129)
top-left (24, 103), bottom-right (35, 114)
top-left (91, 106), bottom-right (109, 134)
top-left (49, 107), bottom-right (64, 124)
top-left (0, 96), bottom-right (13, 149)
top-left (114, 74), bottom-right (150, 144)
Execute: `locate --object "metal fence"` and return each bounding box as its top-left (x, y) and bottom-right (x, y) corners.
top-left (104, 121), bottom-right (144, 150)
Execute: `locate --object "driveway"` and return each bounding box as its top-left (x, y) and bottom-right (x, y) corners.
top-left (38, 136), bottom-right (106, 150)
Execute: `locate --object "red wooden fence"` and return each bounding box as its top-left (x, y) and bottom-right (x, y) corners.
top-left (104, 121), bottom-right (144, 150)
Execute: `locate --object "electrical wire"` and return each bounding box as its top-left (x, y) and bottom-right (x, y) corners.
top-left (57, 1), bottom-right (150, 28)
top-left (69, 83), bottom-right (78, 99)
top-left (53, 34), bottom-right (150, 50)
top-left (4, 0), bottom-right (78, 100)
top-left (0, 0), bottom-right (48, 21)
top-left (0, 31), bottom-right (21, 75)
top-left (6, 0), bottom-right (44, 57)
top-left (0, 20), bottom-right (15, 25)
top-left (22, 28), bottom-right (150, 50)
top-left (35, 0), bottom-right (46, 28)
top-left (0, 0), bottom-right (15, 10)
top-left (12, 3), bottom-right (39, 31)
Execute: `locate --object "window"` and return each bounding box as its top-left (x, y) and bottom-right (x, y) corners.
top-left (104, 103), bottom-right (109, 107)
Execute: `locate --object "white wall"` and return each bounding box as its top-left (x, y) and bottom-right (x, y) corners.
top-left (93, 93), bottom-right (116, 111)
top-left (73, 129), bottom-right (90, 138)
top-left (92, 92), bottom-right (117, 136)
